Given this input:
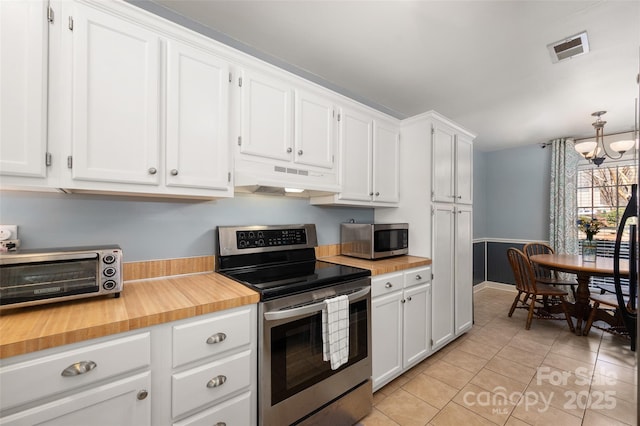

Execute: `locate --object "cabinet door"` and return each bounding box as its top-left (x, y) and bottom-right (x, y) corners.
top-left (239, 69), bottom-right (293, 161)
top-left (294, 89), bottom-right (334, 169)
top-left (431, 204), bottom-right (455, 349)
top-left (371, 291), bottom-right (402, 391)
top-left (0, 372), bottom-right (151, 426)
top-left (456, 134), bottom-right (473, 204)
top-left (68, 2), bottom-right (161, 185)
top-left (0, 0), bottom-right (47, 178)
top-left (431, 123), bottom-right (455, 203)
top-left (402, 283), bottom-right (430, 368)
top-left (455, 205), bottom-right (473, 334)
top-left (373, 122), bottom-right (400, 203)
top-left (166, 40), bottom-right (230, 191)
top-left (338, 107), bottom-right (372, 202)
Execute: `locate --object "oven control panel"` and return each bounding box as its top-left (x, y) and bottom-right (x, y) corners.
top-left (237, 229), bottom-right (307, 249)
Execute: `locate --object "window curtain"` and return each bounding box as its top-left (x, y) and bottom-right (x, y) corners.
top-left (549, 138), bottom-right (581, 254)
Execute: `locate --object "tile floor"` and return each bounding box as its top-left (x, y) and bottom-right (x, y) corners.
top-left (359, 287), bottom-right (638, 426)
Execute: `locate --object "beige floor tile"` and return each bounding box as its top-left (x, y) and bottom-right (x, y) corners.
top-left (381, 375), bottom-right (411, 394)
top-left (402, 373), bottom-right (458, 409)
top-left (484, 356), bottom-right (537, 385)
top-left (595, 359), bottom-right (638, 386)
top-left (358, 408), bottom-right (401, 426)
top-left (373, 390), bottom-right (389, 406)
top-left (376, 388), bottom-right (439, 426)
top-left (497, 345), bottom-right (547, 369)
top-left (591, 376), bottom-right (637, 404)
top-left (511, 399), bottom-right (582, 426)
top-left (422, 359), bottom-right (476, 389)
top-left (542, 352), bottom-right (595, 378)
top-left (587, 393), bottom-right (638, 425)
top-left (524, 378), bottom-right (586, 418)
top-left (548, 340), bottom-right (599, 365)
top-left (456, 338), bottom-right (502, 360)
top-left (582, 408), bottom-right (635, 426)
top-left (597, 345), bottom-right (638, 369)
top-left (505, 334), bottom-right (552, 357)
top-left (504, 417), bottom-right (532, 426)
top-left (440, 348), bottom-right (488, 373)
top-left (453, 382), bottom-right (515, 425)
top-left (470, 368), bottom-right (528, 397)
top-left (429, 402), bottom-right (497, 426)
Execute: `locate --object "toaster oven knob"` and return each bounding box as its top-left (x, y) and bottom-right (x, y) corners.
top-left (103, 280), bottom-right (117, 291)
top-left (103, 254), bottom-right (116, 264)
top-left (103, 267), bottom-right (117, 277)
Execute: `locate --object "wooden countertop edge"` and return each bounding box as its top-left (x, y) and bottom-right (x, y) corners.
top-left (0, 255), bottom-right (428, 359)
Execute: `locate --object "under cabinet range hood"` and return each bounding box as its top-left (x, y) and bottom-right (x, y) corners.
top-left (233, 162), bottom-right (341, 197)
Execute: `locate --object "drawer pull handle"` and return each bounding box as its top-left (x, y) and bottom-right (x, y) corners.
top-left (385, 282), bottom-right (393, 288)
top-left (214, 423), bottom-right (226, 426)
top-left (415, 274), bottom-right (422, 280)
top-left (61, 360), bottom-right (97, 377)
top-left (137, 389), bottom-right (149, 400)
top-left (207, 375), bottom-right (227, 388)
top-left (206, 332), bottom-right (227, 344)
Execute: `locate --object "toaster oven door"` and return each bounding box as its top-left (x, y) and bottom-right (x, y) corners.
top-left (0, 257), bottom-right (100, 307)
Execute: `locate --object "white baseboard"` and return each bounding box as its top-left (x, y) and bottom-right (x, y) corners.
top-left (474, 281), bottom-right (517, 293)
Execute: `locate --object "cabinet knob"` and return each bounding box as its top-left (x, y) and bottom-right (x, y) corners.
top-left (206, 332), bottom-right (227, 344)
top-left (137, 390), bottom-right (149, 400)
top-left (375, 192), bottom-right (380, 196)
top-left (207, 375), bottom-right (227, 388)
top-left (61, 360), bottom-right (97, 377)
top-left (298, 150), bottom-right (303, 155)
top-left (415, 275), bottom-right (422, 280)
top-left (214, 423), bottom-right (227, 426)
top-left (401, 299), bottom-right (406, 303)
top-left (369, 192), bottom-right (374, 196)
top-left (148, 167), bottom-right (157, 175)
top-left (407, 296), bottom-right (412, 301)
top-left (457, 195), bottom-right (462, 199)
top-left (385, 282), bottom-right (393, 288)
top-left (170, 169), bottom-right (178, 176)
top-left (286, 147), bottom-right (292, 153)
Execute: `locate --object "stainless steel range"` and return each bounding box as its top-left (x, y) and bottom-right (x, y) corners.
top-left (216, 224), bottom-right (372, 426)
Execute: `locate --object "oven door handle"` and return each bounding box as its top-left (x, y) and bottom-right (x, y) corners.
top-left (263, 287), bottom-right (370, 321)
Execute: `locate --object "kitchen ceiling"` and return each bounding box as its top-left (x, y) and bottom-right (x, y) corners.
top-left (145, 0), bottom-right (640, 152)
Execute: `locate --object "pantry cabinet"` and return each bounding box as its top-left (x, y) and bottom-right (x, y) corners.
top-left (371, 266), bottom-right (431, 391)
top-left (432, 119), bottom-right (473, 205)
top-left (310, 106), bottom-right (400, 207)
top-left (0, 0), bottom-right (49, 184)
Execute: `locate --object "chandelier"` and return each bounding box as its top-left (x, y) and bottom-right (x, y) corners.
top-left (573, 111), bottom-right (635, 166)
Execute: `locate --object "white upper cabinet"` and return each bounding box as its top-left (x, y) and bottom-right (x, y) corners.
top-left (55, 0), bottom-right (232, 198)
top-left (238, 69), bottom-right (293, 162)
top-left (311, 105), bottom-right (399, 207)
top-left (432, 117), bottom-right (473, 204)
top-left (0, 0), bottom-right (48, 182)
top-left (68, 1), bottom-right (161, 186)
top-left (294, 89), bottom-right (335, 169)
top-left (165, 39), bottom-right (230, 192)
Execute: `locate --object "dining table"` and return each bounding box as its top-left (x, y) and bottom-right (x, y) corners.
top-left (528, 254), bottom-right (629, 335)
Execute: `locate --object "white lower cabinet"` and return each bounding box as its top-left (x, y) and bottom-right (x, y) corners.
top-left (0, 305), bottom-right (257, 426)
top-left (371, 266), bottom-right (431, 391)
top-left (0, 332), bottom-right (152, 425)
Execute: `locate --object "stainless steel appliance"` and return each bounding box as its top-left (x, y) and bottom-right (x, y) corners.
top-left (216, 224), bottom-right (372, 425)
top-left (340, 223), bottom-right (409, 259)
top-left (0, 245), bottom-right (123, 310)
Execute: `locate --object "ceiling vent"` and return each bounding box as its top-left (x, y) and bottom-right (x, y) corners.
top-left (547, 31), bottom-right (589, 63)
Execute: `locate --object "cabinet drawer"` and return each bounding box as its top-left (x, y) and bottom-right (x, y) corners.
top-left (172, 350), bottom-right (251, 418)
top-left (405, 266), bottom-right (431, 287)
top-left (173, 391), bottom-right (251, 426)
top-left (0, 332), bottom-right (150, 412)
top-left (371, 272), bottom-right (403, 298)
top-left (173, 307), bottom-right (252, 368)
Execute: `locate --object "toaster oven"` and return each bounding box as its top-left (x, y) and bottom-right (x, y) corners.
top-left (0, 245), bottom-right (123, 310)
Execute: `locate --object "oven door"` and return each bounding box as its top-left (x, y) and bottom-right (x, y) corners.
top-left (259, 278), bottom-right (371, 426)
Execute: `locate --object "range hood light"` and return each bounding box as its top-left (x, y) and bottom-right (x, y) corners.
top-left (284, 187), bottom-right (305, 193)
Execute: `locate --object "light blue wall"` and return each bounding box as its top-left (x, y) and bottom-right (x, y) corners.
top-left (484, 144), bottom-right (551, 240)
top-left (0, 191), bottom-right (373, 261)
top-left (472, 149), bottom-right (487, 239)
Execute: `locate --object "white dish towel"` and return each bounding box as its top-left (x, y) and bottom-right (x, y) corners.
top-left (322, 294), bottom-right (350, 370)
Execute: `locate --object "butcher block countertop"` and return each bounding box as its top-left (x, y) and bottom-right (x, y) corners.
top-left (321, 255), bottom-right (431, 275)
top-left (0, 252), bottom-right (430, 359)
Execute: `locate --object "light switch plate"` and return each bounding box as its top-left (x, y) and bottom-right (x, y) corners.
top-left (0, 225), bottom-right (18, 241)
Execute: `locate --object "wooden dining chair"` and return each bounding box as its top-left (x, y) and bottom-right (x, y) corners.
top-left (507, 248), bottom-right (575, 331)
top-left (523, 242), bottom-right (578, 298)
top-left (583, 293), bottom-right (633, 341)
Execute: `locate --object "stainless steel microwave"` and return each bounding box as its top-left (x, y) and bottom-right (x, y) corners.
top-left (0, 245), bottom-right (123, 310)
top-left (340, 223), bottom-right (409, 259)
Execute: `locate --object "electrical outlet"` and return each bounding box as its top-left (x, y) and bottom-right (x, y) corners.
top-left (0, 239), bottom-right (20, 250)
top-left (0, 225), bottom-right (17, 241)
